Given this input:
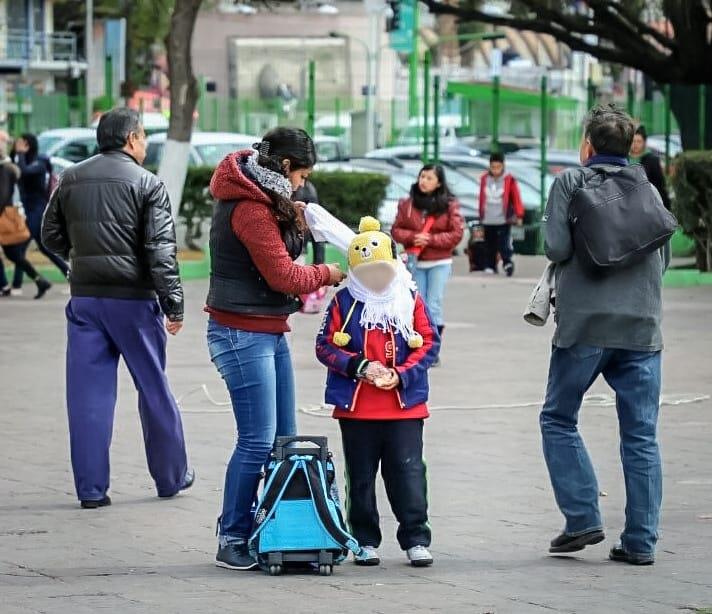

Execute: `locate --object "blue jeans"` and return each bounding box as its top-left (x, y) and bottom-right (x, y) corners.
top-left (540, 344), bottom-right (662, 556)
top-left (207, 320), bottom-right (297, 541)
top-left (410, 260), bottom-right (451, 327)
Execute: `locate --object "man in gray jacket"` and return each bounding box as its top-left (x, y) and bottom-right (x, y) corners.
top-left (540, 105), bottom-right (670, 565)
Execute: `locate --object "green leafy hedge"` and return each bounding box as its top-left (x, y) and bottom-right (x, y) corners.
top-left (671, 152), bottom-right (712, 271)
top-left (176, 167), bottom-right (390, 248)
top-left (309, 171), bottom-right (390, 228)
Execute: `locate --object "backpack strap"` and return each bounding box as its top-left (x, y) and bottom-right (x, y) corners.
top-left (249, 458), bottom-right (300, 540)
top-left (303, 457), bottom-right (360, 554)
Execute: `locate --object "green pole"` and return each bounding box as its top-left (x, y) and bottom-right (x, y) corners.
top-left (627, 81), bottom-right (635, 117)
top-left (433, 75), bottom-right (441, 163)
top-left (78, 76), bottom-right (87, 127)
top-left (16, 90), bottom-right (25, 135)
top-left (197, 76), bottom-right (206, 131)
top-left (408, 0), bottom-right (419, 120)
top-left (422, 49), bottom-right (431, 162)
top-left (540, 75), bottom-right (548, 217)
top-left (699, 84), bottom-right (706, 149)
top-left (492, 75), bottom-right (500, 152)
top-left (306, 60), bottom-right (316, 136)
top-left (390, 98), bottom-right (397, 144)
top-left (104, 55), bottom-right (113, 104)
top-left (664, 83), bottom-right (671, 171)
top-left (335, 97), bottom-right (341, 135)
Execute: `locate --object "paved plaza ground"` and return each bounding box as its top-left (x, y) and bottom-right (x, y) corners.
top-left (1, 256), bottom-right (711, 614)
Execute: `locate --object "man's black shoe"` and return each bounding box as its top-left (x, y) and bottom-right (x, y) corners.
top-left (215, 542), bottom-right (258, 571)
top-left (609, 544), bottom-right (655, 566)
top-left (81, 495), bottom-right (112, 509)
top-left (159, 467), bottom-right (195, 498)
top-left (549, 529), bottom-right (605, 553)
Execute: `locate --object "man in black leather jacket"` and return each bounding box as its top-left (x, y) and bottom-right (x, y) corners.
top-left (42, 108), bottom-right (193, 509)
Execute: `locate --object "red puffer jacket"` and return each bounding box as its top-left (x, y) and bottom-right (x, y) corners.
top-left (391, 197), bottom-right (464, 261)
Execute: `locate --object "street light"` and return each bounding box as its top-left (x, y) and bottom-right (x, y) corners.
top-left (329, 32), bottom-right (376, 152)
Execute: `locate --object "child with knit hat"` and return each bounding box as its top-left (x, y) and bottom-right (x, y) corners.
top-left (316, 217), bottom-right (440, 567)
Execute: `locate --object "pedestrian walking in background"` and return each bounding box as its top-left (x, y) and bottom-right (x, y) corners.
top-left (205, 128), bottom-right (344, 571)
top-left (540, 105), bottom-right (675, 566)
top-left (478, 152), bottom-right (524, 276)
top-left (629, 125), bottom-right (671, 210)
top-left (0, 132), bottom-right (51, 299)
top-left (10, 133), bottom-right (69, 292)
top-left (391, 164), bottom-right (463, 354)
top-left (42, 108), bottom-right (193, 509)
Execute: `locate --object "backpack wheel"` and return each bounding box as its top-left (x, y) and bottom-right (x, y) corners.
top-left (319, 564), bottom-right (333, 576)
top-left (268, 564), bottom-right (283, 576)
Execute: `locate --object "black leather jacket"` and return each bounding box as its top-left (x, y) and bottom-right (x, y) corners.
top-left (42, 150), bottom-right (184, 321)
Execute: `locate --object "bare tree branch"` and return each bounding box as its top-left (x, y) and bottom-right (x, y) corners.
top-left (421, 0), bottom-right (683, 81)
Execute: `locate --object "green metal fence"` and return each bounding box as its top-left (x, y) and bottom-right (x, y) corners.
top-left (447, 80), bottom-right (586, 150)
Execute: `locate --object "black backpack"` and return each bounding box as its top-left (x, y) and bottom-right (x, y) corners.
top-left (569, 164), bottom-right (677, 270)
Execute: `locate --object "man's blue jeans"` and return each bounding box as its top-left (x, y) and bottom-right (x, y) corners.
top-left (207, 320), bottom-right (297, 542)
top-left (540, 344), bottom-right (662, 556)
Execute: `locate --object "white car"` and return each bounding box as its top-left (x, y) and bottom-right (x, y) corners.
top-left (144, 131), bottom-right (259, 168)
top-left (38, 128), bottom-right (98, 163)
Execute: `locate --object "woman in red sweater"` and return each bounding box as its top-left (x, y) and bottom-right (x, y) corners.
top-left (391, 164), bottom-right (463, 348)
top-left (206, 128), bottom-right (345, 571)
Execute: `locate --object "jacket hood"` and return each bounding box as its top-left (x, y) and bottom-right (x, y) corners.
top-left (210, 150), bottom-right (271, 205)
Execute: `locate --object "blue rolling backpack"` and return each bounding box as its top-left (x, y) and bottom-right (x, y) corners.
top-left (248, 436), bottom-right (361, 576)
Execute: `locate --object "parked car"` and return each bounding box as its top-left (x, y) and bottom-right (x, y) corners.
top-left (509, 148), bottom-right (581, 175)
top-left (366, 145), bottom-right (554, 203)
top-left (396, 115), bottom-right (464, 146)
top-left (314, 135), bottom-right (348, 162)
top-left (91, 111), bottom-right (169, 135)
top-left (144, 131), bottom-right (259, 168)
top-left (646, 134), bottom-right (682, 158)
top-left (38, 128), bottom-right (98, 163)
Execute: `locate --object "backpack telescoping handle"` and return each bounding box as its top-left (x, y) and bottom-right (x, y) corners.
top-left (273, 435), bottom-right (329, 461)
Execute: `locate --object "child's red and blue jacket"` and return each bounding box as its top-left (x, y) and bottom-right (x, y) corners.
top-left (315, 287), bottom-right (440, 419)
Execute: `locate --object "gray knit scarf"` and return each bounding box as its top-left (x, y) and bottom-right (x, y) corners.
top-left (244, 149), bottom-right (292, 199)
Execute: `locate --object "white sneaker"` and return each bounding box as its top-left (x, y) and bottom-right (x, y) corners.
top-left (10, 288), bottom-right (23, 296)
top-left (407, 545), bottom-right (433, 567)
top-left (483, 268), bottom-right (495, 275)
top-left (354, 546), bottom-right (380, 566)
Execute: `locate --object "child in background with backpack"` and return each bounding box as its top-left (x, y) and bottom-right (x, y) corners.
top-left (316, 217), bottom-right (440, 568)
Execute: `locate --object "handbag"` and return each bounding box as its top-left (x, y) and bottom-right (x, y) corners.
top-left (0, 205), bottom-right (31, 246)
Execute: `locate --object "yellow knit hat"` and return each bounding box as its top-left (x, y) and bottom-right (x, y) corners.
top-left (347, 217), bottom-right (397, 270)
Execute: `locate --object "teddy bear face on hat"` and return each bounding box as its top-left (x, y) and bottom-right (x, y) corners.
top-left (348, 217), bottom-right (398, 293)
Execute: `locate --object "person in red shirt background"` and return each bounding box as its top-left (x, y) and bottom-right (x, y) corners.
top-left (206, 128), bottom-right (345, 571)
top-left (316, 217), bottom-right (440, 569)
top-left (478, 152), bottom-right (525, 276)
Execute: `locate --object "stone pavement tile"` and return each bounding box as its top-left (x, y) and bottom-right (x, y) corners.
top-left (2, 257), bottom-right (712, 613)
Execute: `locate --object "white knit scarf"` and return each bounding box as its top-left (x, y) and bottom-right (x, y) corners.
top-left (347, 262), bottom-right (418, 341)
top-left (243, 150), bottom-right (293, 199)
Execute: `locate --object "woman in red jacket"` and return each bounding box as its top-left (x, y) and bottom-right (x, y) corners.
top-left (391, 164), bottom-right (463, 346)
top-left (206, 128), bottom-right (345, 571)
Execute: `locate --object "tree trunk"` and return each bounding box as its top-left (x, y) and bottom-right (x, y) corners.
top-left (158, 0), bottom-right (203, 220)
top-left (670, 84), bottom-right (712, 152)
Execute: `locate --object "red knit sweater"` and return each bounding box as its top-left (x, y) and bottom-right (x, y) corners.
top-left (205, 151), bottom-right (330, 333)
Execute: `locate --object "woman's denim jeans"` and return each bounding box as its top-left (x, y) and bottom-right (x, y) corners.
top-left (207, 320), bottom-right (297, 542)
top-left (540, 344), bottom-right (662, 556)
top-left (409, 258), bottom-right (452, 328)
